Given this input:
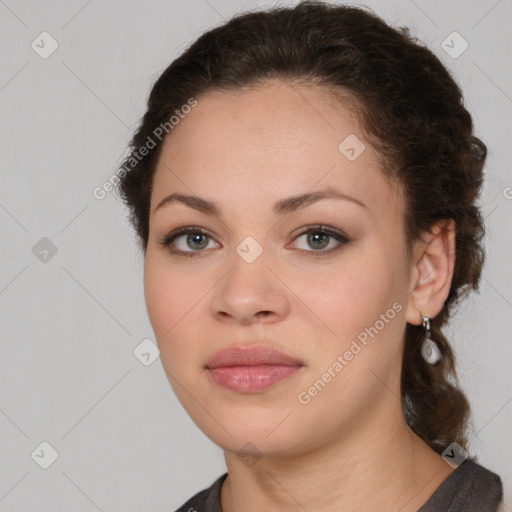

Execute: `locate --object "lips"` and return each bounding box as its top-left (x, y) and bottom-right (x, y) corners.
top-left (205, 345), bottom-right (304, 393)
top-left (206, 346), bottom-right (304, 369)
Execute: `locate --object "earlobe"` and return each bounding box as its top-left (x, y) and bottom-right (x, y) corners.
top-left (405, 219), bottom-right (456, 326)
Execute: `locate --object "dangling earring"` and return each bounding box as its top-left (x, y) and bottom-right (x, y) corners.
top-left (419, 311), bottom-right (442, 364)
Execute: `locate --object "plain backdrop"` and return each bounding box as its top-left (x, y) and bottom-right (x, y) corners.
top-left (1, 1), bottom-right (511, 510)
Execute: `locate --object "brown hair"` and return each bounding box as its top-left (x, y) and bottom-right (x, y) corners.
top-left (116, 0), bottom-right (486, 454)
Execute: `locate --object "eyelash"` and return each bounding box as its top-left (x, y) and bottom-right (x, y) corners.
top-left (158, 225), bottom-right (350, 258)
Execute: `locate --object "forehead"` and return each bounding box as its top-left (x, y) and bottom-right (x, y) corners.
top-left (160, 81), bottom-right (364, 160)
top-left (150, 81), bottom-right (403, 222)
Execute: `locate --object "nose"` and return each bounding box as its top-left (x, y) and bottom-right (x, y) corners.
top-left (209, 244), bottom-right (291, 326)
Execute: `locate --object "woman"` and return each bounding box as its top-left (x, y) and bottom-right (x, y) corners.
top-left (117, 1), bottom-right (503, 510)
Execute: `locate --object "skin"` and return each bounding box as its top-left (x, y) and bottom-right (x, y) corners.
top-left (144, 80), bottom-right (456, 511)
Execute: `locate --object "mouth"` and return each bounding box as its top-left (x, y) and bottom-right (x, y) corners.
top-left (205, 345), bottom-right (305, 393)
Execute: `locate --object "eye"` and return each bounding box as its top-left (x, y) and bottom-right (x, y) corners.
top-left (159, 224), bottom-right (349, 257)
top-left (159, 227), bottom-right (219, 256)
top-left (290, 225), bottom-right (349, 254)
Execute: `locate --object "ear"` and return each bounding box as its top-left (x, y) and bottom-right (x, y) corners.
top-left (405, 218), bottom-right (456, 326)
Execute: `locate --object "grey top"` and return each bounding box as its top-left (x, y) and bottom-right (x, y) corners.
top-left (175, 458), bottom-right (503, 511)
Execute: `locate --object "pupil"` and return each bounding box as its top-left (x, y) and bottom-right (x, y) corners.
top-left (308, 232), bottom-right (329, 250)
top-left (187, 233), bottom-right (208, 250)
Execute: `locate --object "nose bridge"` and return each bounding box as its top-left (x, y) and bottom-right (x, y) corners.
top-left (226, 233), bottom-right (274, 305)
top-left (210, 233), bottom-right (291, 323)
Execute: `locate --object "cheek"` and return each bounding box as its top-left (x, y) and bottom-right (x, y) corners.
top-left (144, 256), bottom-right (176, 338)
top-left (292, 245), bottom-right (407, 392)
top-left (291, 259), bottom-right (406, 417)
top-left (143, 250), bottom-right (202, 332)
top-left (143, 251), bottom-right (223, 388)
top-left (295, 253), bottom-right (397, 336)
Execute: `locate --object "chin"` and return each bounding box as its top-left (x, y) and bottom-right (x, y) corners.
top-left (214, 429), bottom-right (304, 460)
top-left (184, 400), bottom-right (305, 455)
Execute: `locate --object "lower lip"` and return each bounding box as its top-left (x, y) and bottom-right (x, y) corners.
top-left (208, 365), bottom-right (302, 392)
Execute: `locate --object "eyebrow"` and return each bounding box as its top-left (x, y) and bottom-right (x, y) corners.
top-left (153, 187), bottom-right (366, 217)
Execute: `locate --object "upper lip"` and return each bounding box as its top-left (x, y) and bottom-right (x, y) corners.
top-left (205, 345), bottom-right (304, 369)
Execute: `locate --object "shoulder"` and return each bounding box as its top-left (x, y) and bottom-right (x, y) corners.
top-left (174, 473), bottom-right (228, 512)
top-left (419, 458), bottom-right (503, 512)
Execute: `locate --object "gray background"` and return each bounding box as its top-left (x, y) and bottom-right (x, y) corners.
top-left (1, 0), bottom-right (511, 510)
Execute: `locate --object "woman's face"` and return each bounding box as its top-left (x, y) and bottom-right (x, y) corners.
top-left (144, 81), bottom-right (414, 457)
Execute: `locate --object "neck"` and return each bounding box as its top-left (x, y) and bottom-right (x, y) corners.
top-left (220, 397), bottom-right (453, 512)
